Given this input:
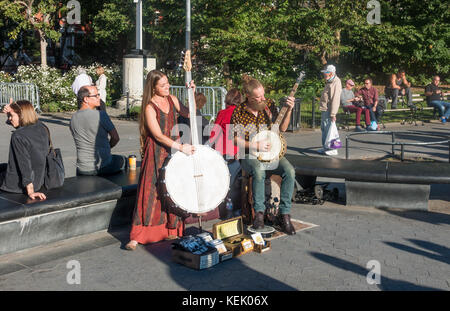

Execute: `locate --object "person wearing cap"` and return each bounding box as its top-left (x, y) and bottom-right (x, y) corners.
top-left (319, 65), bottom-right (342, 156)
top-left (341, 79), bottom-right (370, 132)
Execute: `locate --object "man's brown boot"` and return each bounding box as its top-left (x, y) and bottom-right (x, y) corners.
top-left (280, 214), bottom-right (296, 235)
top-left (252, 211), bottom-right (265, 230)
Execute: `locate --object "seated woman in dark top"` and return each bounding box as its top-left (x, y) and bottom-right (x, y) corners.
top-left (1, 100), bottom-right (49, 200)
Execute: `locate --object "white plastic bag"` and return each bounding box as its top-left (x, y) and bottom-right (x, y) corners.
top-left (325, 121), bottom-right (342, 149)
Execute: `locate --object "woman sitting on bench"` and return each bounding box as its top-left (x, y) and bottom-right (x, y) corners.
top-left (0, 100), bottom-right (48, 200)
top-left (341, 79), bottom-right (370, 131)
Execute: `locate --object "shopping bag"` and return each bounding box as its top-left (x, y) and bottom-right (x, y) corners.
top-left (325, 121), bottom-right (342, 149)
top-left (368, 120), bottom-right (378, 131)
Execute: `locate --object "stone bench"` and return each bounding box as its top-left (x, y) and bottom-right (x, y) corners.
top-left (0, 169), bottom-right (139, 256)
top-left (284, 154), bottom-right (450, 211)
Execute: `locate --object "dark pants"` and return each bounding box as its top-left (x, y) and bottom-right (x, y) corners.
top-left (386, 87), bottom-right (412, 108)
top-left (343, 105), bottom-right (370, 126)
top-left (77, 155), bottom-right (127, 176)
top-left (365, 105), bottom-right (383, 123)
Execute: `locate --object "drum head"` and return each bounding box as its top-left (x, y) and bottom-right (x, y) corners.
top-left (165, 145), bottom-right (230, 214)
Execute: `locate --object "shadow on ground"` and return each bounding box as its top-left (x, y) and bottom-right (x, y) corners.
top-left (309, 252), bottom-right (441, 291)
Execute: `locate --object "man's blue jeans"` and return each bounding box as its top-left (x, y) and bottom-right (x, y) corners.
top-left (429, 100), bottom-right (450, 119)
top-left (240, 157), bottom-right (295, 215)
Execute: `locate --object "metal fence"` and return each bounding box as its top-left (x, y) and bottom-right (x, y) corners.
top-left (0, 82), bottom-right (41, 112)
top-left (170, 86), bottom-right (227, 122)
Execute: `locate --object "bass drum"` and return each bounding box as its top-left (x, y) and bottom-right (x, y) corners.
top-left (164, 145), bottom-right (230, 214)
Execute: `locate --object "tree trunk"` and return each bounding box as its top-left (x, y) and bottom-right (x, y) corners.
top-left (223, 62), bottom-right (232, 90)
top-left (39, 30), bottom-right (48, 67)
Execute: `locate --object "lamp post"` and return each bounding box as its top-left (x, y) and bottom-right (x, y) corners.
top-left (133, 0), bottom-right (143, 52)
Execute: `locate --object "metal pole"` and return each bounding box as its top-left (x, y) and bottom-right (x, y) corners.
top-left (312, 96), bottom-right (316, 128)
top-left (401, 144), bottom-right (404, 162)
top-left (346, 136), bottom-right (349, 159)
top-left (391, 132), bottom-right (395, 156)
top-left (126, 90), bottom-right (130, 117)
top-left (136, 0), bottom-right (143, 51)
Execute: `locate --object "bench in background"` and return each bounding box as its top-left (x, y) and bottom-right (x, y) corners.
top-left (284, 154), bottom-right (450, 211)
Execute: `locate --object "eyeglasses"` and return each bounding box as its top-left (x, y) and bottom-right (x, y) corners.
top-left (87, 94), bottom-right (100, 98)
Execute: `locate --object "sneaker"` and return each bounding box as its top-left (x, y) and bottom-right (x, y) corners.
top-left (325, 149), bottom-right (338, 156)
top-left (441, 117), bottom-right (447, 123)
top-left (355, 125), bottom-right (364, 132)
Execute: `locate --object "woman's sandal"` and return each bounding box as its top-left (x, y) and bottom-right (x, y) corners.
top-left (125, 240), bottom-right (138, 251)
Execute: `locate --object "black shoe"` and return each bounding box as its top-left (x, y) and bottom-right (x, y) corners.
top-left (355, 125), bottom-right (364, 132)
top-left (253, 212), bottom-right (265, 230)
top-left (279, 214), bottom-right (296, 235)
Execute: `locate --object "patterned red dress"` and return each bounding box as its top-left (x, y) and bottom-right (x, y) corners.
top-left (130, 96), bottom-right (184, 244)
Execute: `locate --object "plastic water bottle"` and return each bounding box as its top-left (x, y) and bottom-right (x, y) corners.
top-left (225, 198), bottom-right (233, 219)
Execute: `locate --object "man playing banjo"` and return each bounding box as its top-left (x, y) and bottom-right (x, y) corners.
top-left (230, 75), bottom-right (297, 235)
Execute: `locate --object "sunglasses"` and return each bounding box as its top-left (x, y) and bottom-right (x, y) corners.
top-left (86, 93), bottom-right (100, 98)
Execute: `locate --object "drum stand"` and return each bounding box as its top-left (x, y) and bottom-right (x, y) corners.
top-left (197, 215), bottom-right (203, 233)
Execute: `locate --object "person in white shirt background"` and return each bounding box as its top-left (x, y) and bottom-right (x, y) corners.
top-left (71, 68), bottom-right (93, 95)
top-left (95, 66), bottom-right (107, 104)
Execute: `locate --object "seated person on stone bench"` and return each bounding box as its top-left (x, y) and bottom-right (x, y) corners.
top-left (425, 75), bottom-right (450, 123)
top-left (0, 100), bottom-right (48, 200)
top-left (341, 79), bottom-right (370, 132)
top-left (71, 86), bottom-right (126, 176)
top-left (355, 78), bottom-right (382, 130)
top-left (385, 69), bottom-right (413, 109)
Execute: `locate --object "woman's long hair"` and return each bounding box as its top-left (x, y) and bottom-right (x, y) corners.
top-left (9, 100), bottom-right (38, 127)
top-left (224, 88), bottom-right (242, 106)
top-left (139, 70), bottom-right (167, 158)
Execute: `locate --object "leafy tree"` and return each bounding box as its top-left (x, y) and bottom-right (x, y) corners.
top-left (0, 0), bottom-right (63, 67)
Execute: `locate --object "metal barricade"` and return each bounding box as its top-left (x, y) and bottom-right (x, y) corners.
top-left (170, 86), bottom-right (227, 123)
top-left (0, 82), bottom-right (41, 112)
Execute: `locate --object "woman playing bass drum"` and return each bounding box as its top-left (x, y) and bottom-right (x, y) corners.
top-left (126, 70), bottom-right (195, 250)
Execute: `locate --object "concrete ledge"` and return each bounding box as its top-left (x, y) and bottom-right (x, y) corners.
top-left (0, 196), bottom-right (134, 256)
top-left (345, 180), bottom-right (430, 210)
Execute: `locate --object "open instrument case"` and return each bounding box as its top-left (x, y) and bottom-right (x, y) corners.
top-left (213, 216), bottom-right (254, 257)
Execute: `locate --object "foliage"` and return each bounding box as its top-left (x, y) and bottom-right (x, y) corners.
top-left (0, 64), bottom-right (121, 112)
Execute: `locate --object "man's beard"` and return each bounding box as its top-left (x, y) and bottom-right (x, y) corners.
top-left (250, 100), bottom-right (266, 111)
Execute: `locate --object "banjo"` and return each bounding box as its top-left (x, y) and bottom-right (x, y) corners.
top-left (251, 71), bottom-right (306, 162)
top-left (163, 50), bottom-right (230, 215)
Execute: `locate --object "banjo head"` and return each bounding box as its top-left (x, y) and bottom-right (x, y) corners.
top-left (164, 145), bottom-right (230, 214)
top-left (251, 130), bottom-right (287, 162)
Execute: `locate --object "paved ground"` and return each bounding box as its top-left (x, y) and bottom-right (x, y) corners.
top-left (0, 109), bottom-right (449, 291)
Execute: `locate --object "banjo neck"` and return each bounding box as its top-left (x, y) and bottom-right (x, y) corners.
top-left (272, 80), bottom-right (300, 127)
top-left (184, 50), bottom-right (200, 146)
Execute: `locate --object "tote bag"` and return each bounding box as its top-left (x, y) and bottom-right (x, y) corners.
top-left (43, 125), bottom-right (65, 190)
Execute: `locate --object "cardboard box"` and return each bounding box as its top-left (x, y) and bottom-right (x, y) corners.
top-left (210, 239), bottom-right (233, 262)
top-left (254, 240), bottom-right (272, 253)
top-left (251, 232), bottom-right (271, 253)
top-left (171, 245), bottom-right (219, 270)
top-left (213, 216), bottom-right (254, 257)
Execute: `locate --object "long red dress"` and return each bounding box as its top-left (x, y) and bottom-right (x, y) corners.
top-left (130, 96), bottom-right (184, 244)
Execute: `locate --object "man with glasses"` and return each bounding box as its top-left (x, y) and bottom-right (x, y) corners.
top-left (425, 76), bottom-right (450, 123)
top-left (355, 78), bottom-right (382, 130)
top-left (70, 86), bottom-right (126, 176)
